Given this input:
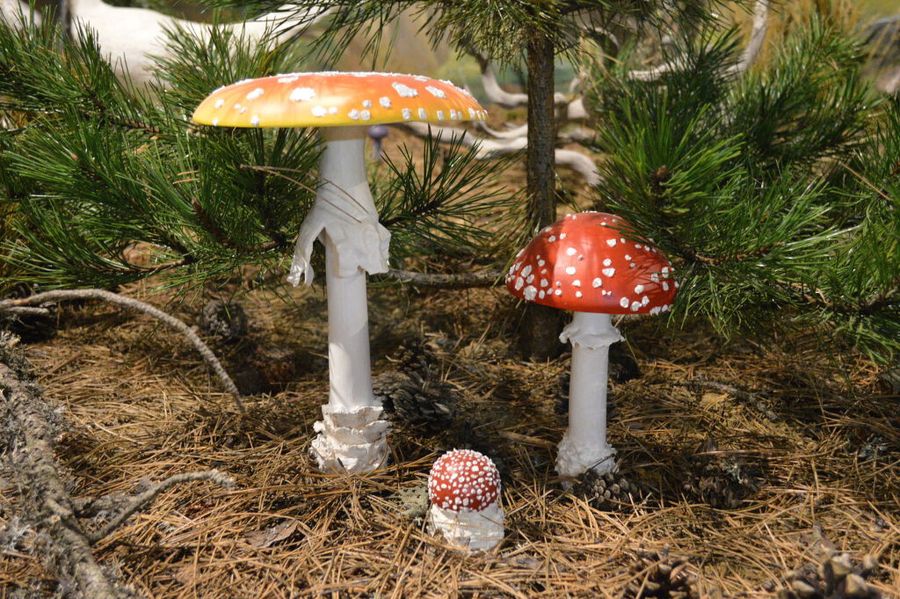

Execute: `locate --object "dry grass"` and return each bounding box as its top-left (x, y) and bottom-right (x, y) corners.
top-left (0, 280), bottom-right (896, 598)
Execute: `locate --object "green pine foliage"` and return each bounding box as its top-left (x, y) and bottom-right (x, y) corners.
top-left (0, 15), bottom-right (517, 291)
top-left (586, 20), bottom-right (898, 361)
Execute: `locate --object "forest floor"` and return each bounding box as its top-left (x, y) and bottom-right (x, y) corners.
top-left (0, 276), bottom-right (897, 598)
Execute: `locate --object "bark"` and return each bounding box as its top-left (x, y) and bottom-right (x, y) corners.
top-left (0, 334), bottom-right (126, 599)
top-left (519, 32), bottom-right (564, 360)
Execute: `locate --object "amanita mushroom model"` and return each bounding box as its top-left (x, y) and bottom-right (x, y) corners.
top-left (506, 212), bottom-right (678, 478)
top-left (193, 73), bottom-right (487, 473)
top-left (427, 449), bottom-right (504, 551)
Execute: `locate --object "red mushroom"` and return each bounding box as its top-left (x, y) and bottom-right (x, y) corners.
top-left (427, 450), bottom-right (504, 551)
top-left (506, 212), bottom-right (678, 478)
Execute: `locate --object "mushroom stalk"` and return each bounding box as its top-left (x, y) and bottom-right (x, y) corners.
top-left (557, 311), bottom-right (622, 478)
top-left (303, 126), bottom-right (390, 473)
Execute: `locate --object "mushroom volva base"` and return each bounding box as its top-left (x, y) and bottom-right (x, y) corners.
top-left (427, 502), bottom-right (505, 552)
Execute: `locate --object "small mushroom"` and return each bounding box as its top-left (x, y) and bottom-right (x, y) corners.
top-left (193, 73), bottom-right (486, 473)
top-left (427, 449), bottom-right (504, 551)
top-left (506, 212), bottom-right (678, 479)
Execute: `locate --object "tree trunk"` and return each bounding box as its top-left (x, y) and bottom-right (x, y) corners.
top-left (518, 32), bottom-right (564, 360)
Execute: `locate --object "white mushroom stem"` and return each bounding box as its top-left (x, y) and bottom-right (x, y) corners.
top-left (291, 126), bottom-right (391, 473)
top-left (428, 501), bottom-right (505, 552)
top-left (556, 311), bottom-right (623, 479)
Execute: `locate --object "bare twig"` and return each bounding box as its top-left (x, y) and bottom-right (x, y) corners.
top-left (85, 470), bottom-right (235, 543)
top-left (0, 289), bottom-right (245, 413)
top-left (380, 269), bottom-right (503, 289)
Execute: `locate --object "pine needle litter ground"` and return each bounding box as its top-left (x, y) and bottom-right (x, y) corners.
top-left (1, 282), bottom-right (897, 598)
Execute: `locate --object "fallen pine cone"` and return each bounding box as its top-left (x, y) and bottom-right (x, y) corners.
top-left (683, 440), bottom-right (763, 509)
top-left (625, 547), bottom-right (698, 599)
top-left (777, 552), bottom-right (881, 599)
top-left (198, 299), bottom-right (249, 343)
top-left (573, 469), bottom-right (645, 511)
top-left (374, 342), bottom-right (457, 433)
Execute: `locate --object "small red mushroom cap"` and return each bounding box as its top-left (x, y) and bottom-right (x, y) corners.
top-left (505, 212), bottom-right (678, 314)
top-left (428, 449), bottom-right (501, 512)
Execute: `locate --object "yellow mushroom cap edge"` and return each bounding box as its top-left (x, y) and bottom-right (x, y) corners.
top-left (192, 71), bottom-right (488, 128)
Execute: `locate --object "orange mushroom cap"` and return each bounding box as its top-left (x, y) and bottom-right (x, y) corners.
top-left (506, 212), bottom-right (678, 315)
top-left (192, 71), bottom-right (488, 128)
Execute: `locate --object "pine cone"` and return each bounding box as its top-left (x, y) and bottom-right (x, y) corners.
top-left (683, 450), bottom-right (762, 509)
top-left (375, 342), bottom-right (456, 433)
top-left (573, 469), bottom-right (644, 511)
top-left (625, 547), bottom-right (698, 599)
top-left (777, 553), bottom-right (881, 599)
top-left (198, 299), bottom-right (248, 342)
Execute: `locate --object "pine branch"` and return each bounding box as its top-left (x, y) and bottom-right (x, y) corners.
top-left (380, 268), bottom-right (502, 289)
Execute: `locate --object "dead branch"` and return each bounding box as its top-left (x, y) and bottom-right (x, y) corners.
top-left (0, 333), bottom-right (124, 598)
top-left (82, 470), bottom-right (234, 543)
top-left (381, 268), bottom-right (503, 289)
top-left (397, 122), bottom-right (601, 185)
top-left (0, 289), bottom-right (245, 413)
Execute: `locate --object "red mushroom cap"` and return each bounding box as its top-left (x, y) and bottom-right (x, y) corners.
top-left (428, 449), bottom-right (501, 512)
top-left (505, 212), bottom-right (678, 314)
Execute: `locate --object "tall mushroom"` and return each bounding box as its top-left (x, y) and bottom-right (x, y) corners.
top-left (506, 212), bottom-right (678, 478)
top-left (193, 73), bottom-right (487, 473)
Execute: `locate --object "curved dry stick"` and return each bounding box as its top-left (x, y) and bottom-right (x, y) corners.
top-left (0, 289), bottom-right (245, 413)
top-left (398, 122), bottom-right (601, 186)
top-left (86, 470), bottom-right (234, 543)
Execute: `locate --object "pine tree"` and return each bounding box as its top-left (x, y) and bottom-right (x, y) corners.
top-left (217, 0), bottom-right (742, 358)
top-left (584, 14), bottom-right (898, 361)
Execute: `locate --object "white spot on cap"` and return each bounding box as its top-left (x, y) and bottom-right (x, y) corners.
top-left (521, 265), bottom-right (532, 277)
top-left (436, 110), bottom-right (445, 120)
top-left (566, 247), bottom-right (577, 256)
top-left (360, 110), bottom-right (371, 120)
top-left (277, 75), bottom-right (300, 84)
top-left (289, 87), bottom-right (316, 102)
top-left (662, 281), bottom-right (670, 291)
top-left (603, 258), bottom-right (612, 267)
top-left (620, 297), bottom-right (630, 308)
top-left (379, 96), bottom-right (391, 108)
top-left (554, 289), bottom-right (562, 296)
top-left (418, 108), bottom-right (427, 119)
top-left (572, 279), bottom-right (581, 287)
top-left (625, 254), bottom-right (632, 261)
top-left (250, 115), bottom-right (260, 126)
top-left (642, 296), bottom-right (650, 306)
top-left (392, 82), bottom-right (418, 97)
top-left (214, 99), bottom-right (225, 109)
top-left (362, 99), bottom-right (372, 108)
top-left (211, 118), bottom-right (219, 126)
top-left (634, 284), bottom-right (645, 294)
top-left (524, 286), bottom-right (537, 301)
top-left (425, 85), bottom-right (447, 98)
top-left (606, 238), bottom-right (617, 247)
top-left (548, 235), bottom-right (557, 242)
top-left (348, 109), bottom-right (360, 120)
top-left (575, 291), bottom-right (583, 298)
top-left (515, 277), bottom-right (524, 290)
top-left (592, 278), bottom-right (602, 288)
top-left (565, 266), bottom-right (576, 275)
top-left (631, 301), bottom-right (641, 311)
top-left (246, 87), bottom-right (264, 100)
top-left (651, 273), bottom-right (660, 283)
top-left (328, 106), bottom-right (338, 114)
top-left (602, 267), bottom-right (615, 277)
top-left (311, 106), bottom-right (327, 117)
top-left (560, 233), bottom-right (568, 239)
top-left (402, 108), bottom-right (412, 120)
top-left (468, 107), bottom-right (476, 118)
top-left (540, 279), bottom-right (549, 287)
